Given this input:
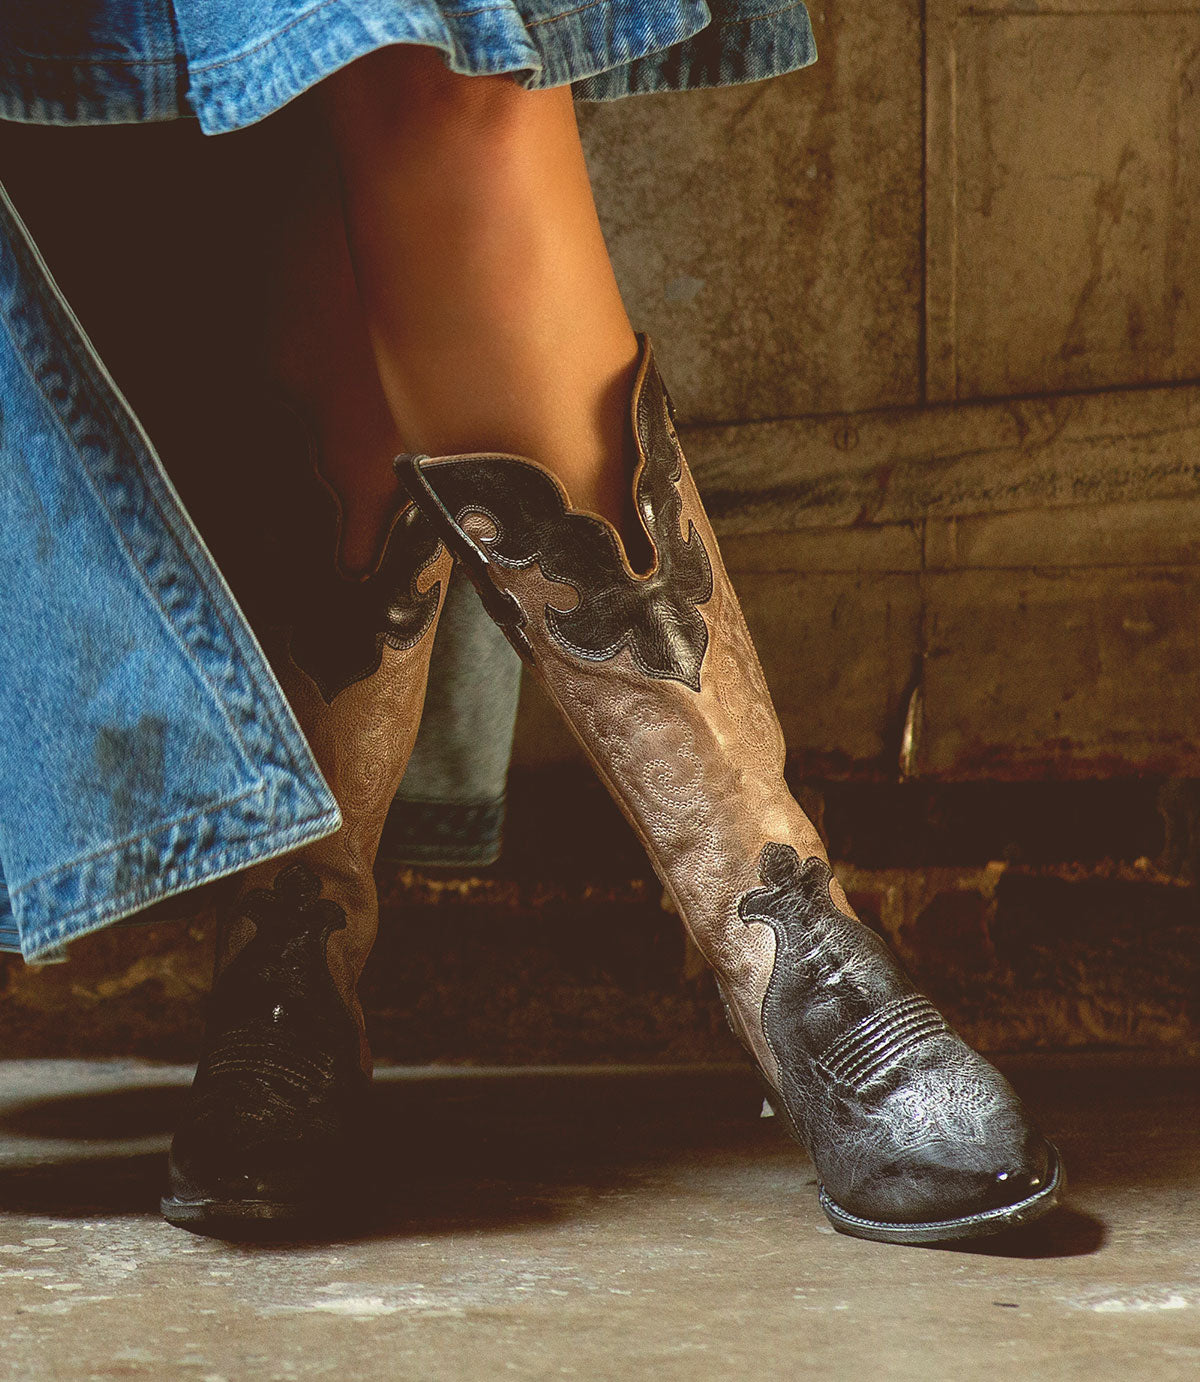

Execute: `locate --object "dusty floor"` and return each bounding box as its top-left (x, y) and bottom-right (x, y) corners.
top-left (0, 1060), bottom-right (1195, 1380)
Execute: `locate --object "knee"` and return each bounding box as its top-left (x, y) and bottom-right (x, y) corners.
top-left (327, 42), bottom-right (547, 156)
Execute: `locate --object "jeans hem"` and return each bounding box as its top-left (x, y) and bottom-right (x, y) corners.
top-left (0, 3), bottom-right (816, 131)
top-left (379, 796), bottom-right (506, 869)
top-left (0, 176), bottom-right (342, 960)
top-left (2, 799), bottom-right (341, 962)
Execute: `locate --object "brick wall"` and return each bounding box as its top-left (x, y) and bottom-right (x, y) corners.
top-left (3, 762), bottom-right (1195, 1062)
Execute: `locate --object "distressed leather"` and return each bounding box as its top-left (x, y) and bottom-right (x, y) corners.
top-left (165, 861), bottom-right (372, 1210)
top-left (167, 485), bottom-right (451, 1216)
top-left (400, 333), bottom-right (1054, 1230)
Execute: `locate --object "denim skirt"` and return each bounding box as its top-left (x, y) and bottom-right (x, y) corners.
top-left (0, 0), bottom-right (816, 134)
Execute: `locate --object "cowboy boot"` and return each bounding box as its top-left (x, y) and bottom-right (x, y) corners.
top-left (162, 476), bottom-right (451, 1234)
top-left (398, 334), bottom-right (1063, 1245)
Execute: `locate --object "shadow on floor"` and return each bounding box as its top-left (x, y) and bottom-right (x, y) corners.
top-left (0, 1082), bottom-right (189, 1140)
top-left (3, 1062), bottom-right (1193, 1254)
top-left (934, 1206), bottom-right (1106, 1259)
top-left (0, 1067), bottom-right (763, 1231)
top-left (0, 1152), bottom-right (167, 1217)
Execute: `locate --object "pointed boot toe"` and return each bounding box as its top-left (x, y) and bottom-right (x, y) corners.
top-left (163, 1001), bottom-right (375, 1232)
top-left (809, 1040), bottom-right (1061, 1242)
top-left (745, 847), bottom-right (1063, 1241)
top-left (165, 1105), bottom-right (370, 1227)
top-left (165, 1130), bottom-right (373, 1231)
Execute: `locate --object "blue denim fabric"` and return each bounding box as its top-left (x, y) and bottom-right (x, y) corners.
top-left (0, 2), bottom-right (815, 133)
top-left (0, 181), bottom-right (341, 960)
top-left (386, 568), bottom-right (523, 867)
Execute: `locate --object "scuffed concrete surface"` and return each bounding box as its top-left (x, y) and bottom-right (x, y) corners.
top-left (0, 1060), bottom-right (1196, 1380)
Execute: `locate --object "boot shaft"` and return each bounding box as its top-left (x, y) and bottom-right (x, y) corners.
top-left (398, 335), bottom-right (833, 1081)
top-left (212, 472), bottom-right (452, 1052)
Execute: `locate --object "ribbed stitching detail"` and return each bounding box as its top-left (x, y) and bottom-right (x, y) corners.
top-left (203, 1031), bottom-right (337, 1089)
top-left (818, 996), bottom-right (949, 1089)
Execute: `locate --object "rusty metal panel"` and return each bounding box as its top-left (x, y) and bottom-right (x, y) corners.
top-left (927, 0), bottom-right (1200, 402)
top-left (580, 1), bottom-right (926, 422)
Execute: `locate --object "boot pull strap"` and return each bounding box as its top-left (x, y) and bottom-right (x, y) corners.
top-left (395, 453), bottom-right (535, 663)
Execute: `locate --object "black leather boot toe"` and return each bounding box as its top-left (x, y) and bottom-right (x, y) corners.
top-left (741, 846), bottom-right (1063, 1243)
top-left (165, 1072), bottom-right (374, 1231)
top-left (804, 1037), bottom-right (1061, 1242)
top-left (162, 864), bottom-right (375, 1233)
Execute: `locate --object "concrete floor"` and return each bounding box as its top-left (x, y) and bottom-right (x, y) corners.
top-left (0, 1060), bottom-right (1195, 1381)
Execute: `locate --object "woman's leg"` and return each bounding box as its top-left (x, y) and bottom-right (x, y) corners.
top-left (258, 115), bottom-right (407, 573)
top-left (320, 44), bottom-right (645, 557)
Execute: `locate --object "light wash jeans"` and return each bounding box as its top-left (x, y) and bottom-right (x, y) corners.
top-left (0, 171), bottom-right (524, 962)
top-left (0, 181), bottom-right (340, 959)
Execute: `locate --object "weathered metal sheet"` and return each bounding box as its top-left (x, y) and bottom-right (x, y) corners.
top-left (580, 1), bottom-right (926, 421)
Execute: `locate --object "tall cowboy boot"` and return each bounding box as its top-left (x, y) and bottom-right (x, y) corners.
top-left (399, 334), bottom-right (1063, 1245)
top-left (162, 476), bottom-right (451, 1234)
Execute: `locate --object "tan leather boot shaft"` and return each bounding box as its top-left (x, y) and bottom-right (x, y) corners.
top-left (212, 493), bottom-right (452, 1070)
top-left (402, 341), bottom-right (825, 1082)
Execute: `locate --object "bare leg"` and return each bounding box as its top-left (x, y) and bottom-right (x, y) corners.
top-left (321, 44), bottom-right (645, 557)
top-left (259, 118), bottom-right (406, 573)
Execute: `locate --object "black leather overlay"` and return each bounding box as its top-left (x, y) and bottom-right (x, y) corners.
top-left (404, 356), bottom-right (714, 689)
top-left (739, 843), bottom-right (904, 1091)
top-left (289, 498), bottom-right (444, 703)
top-left (166, 863), bottom-right (369, 1212)
top-left (735, 842), bottom-right (1053, 1229)
top-left (234, 861), bottom-right (347, 968)
top-left (197, 862), bottom-right (360, 1093)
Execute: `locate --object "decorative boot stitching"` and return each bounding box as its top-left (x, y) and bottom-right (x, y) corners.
top-left (195, 862), bottom-right (360, 1094)
top-left (397, 347), bottom-right (714, 689)
top-left (202, 1030), bottom-right (339, 1090)
top-left (815, 995), bottom-right (949, 1089)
